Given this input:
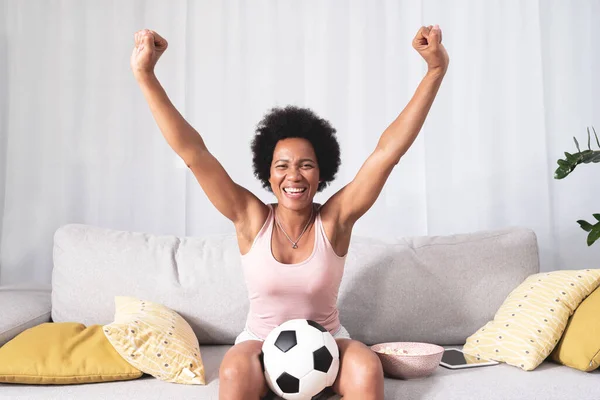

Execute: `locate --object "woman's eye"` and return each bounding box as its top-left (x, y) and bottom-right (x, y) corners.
top-left (302, 164), bottom-right (313, 169)
top-left (276, 165), bottom-right (286, 169)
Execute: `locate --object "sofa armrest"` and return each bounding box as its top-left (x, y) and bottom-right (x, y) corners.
top-left (0, 284), bottom-right (52, 347)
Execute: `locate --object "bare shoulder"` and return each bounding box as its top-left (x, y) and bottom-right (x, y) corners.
top-left (234, 197), bottom-right (270, 255)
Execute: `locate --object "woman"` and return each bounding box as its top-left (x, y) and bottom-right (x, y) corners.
top-left (131, 24), bottom-right (448, 400)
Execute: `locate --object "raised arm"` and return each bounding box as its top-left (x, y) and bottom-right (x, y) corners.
top-left (324, 25), bottom-right (450, 227)
top-left (131, 29), bottom-right (264, 224)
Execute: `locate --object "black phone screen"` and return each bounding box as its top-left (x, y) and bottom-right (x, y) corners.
top-left (441, 349), bottom-right (492, 365)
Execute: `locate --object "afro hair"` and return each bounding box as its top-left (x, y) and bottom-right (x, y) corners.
top-left (251, 106), bottom-right (341, 193)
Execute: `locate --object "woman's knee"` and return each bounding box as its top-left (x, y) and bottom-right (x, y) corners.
top-left (345, 348), bottom-right (384, 390)
top-left (358, 353), bottom-right (383, 387)
top-left (220, 346), bottom-right (261, 380)
top-left (220, 358), bottom-right (251, 383)
top-left (219, 341), bottom-right (267, 396)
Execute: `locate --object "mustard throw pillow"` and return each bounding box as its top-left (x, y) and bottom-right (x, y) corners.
top-left (103, 296), bottom-right (205, 384)
top-left (0, 323), bottom-right (142, 384)
top-left (551, 285), bottom-right (600, 371)
top-left (464, 269), bottom-right (600, 371)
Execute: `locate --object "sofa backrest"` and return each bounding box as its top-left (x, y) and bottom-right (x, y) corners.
top-left (52, 224), bottom-right (539, 345)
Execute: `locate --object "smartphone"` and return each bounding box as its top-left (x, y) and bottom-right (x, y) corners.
top-left (440, 348), bottom-right (499, 369)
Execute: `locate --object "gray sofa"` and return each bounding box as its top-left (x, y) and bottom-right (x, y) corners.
top-left (1, 224), bottom-right (598, 399)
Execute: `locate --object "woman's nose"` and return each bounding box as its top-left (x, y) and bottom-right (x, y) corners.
top-left (287, 166), bottom-right (302, 180)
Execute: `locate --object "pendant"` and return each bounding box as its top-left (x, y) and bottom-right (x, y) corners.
top-left (292, 243), bottom-right (298, 249)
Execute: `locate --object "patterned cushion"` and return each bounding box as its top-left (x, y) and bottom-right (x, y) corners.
top-left (103, 297), bottom-right (206, 384)
top-left (464, 269), bottom-right (600, 371)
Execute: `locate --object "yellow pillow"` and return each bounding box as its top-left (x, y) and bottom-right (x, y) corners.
top-left (0, 323), bottom-right (142, 384)
top-left (464, 269), bottom-right (600, 371)
top-left (103, 296), bottom-right (205, 384)
top-left (551, 286), bottom-right (600, 371)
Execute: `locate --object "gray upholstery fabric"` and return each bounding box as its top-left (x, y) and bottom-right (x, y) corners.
top-left (52, 225), bottom-right (249, 345)
top-left (337, 228), bottom-right (539, 345)
top-left (1, 345), bottom-right (598, 400)
top-left (4, 225), bottom-right (594, 399)
top-left (52, 224), bottom-right (539, 345)
top-left (0, 284), bottom-right (51, 347)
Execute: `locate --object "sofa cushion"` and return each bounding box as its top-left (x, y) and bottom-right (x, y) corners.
top-left (551, 285), bottom-right (600, 371)
top-left (337, 227), bottom-right (540, 345)
top-left (0, 284), bottom-right (51, 347)
top-left (103, 296), bottom-right (205, 384)
top-left (464, 269), bottom-right (600, 371)
top-left (0, 345), bottom-right (599, 400)
top-left (52, 225), bottom-right (249, 345)
top-left (0, 323), bottom-right (142, 384)
top-left (52, 224), bottom-right (540, 345)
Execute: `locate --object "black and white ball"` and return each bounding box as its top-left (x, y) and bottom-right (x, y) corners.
top-left (261, 319), bottom-right (340, 400)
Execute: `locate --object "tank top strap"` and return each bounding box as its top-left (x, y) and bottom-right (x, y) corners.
top-left (250, 204), bottom-right (274, 249)
top-left (314, 203), bottom-right (328, 251)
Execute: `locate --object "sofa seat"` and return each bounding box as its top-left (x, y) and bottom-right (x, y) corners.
top-left (1, 345), bottom-right (598, 400)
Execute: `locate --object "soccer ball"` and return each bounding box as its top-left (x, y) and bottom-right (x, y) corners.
top-left (261, 319), bottom-right (340, 400)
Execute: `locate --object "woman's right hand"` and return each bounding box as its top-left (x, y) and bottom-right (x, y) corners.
top-left (131, 29), bottom-right (168, 81)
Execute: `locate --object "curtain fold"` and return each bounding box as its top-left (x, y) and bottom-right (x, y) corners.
top-left (0, 0), bottom-right (7, 283)
top-left (0, 0), bottom-right (598, 284)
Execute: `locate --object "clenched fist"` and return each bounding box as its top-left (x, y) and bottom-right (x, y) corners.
top-left (413, 25), bottom-right (449, 74)
top-left (131, 29), bottom-right (168, 80)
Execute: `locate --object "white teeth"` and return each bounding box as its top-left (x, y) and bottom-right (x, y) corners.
top-left (284, 187), bottom-right (306, 194)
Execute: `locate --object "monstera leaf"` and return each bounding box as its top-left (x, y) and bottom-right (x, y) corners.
top-left (555, 127), bottom-right (599, 246)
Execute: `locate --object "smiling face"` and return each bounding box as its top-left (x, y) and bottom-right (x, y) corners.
top-left (269, 138), bottom-right (321, 211)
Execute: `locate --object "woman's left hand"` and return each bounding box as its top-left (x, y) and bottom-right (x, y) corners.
top-left (413, 25), bottom-right (449, 75)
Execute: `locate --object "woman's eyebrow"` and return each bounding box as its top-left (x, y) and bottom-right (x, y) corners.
top-left (274, 158), bottom-right (315, 163)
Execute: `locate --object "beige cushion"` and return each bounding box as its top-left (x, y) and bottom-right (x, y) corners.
top-left (103, 296), bottom-right (205, 385)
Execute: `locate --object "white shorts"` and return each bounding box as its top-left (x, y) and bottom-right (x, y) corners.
top-left (235, 324), bottom-right (351, 345)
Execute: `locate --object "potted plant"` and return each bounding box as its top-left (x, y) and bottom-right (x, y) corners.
top-left (554, 126), bottom-right (600, 246)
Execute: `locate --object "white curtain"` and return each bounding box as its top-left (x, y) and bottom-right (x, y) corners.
top-left (1, 0), bottom-right (598, 285)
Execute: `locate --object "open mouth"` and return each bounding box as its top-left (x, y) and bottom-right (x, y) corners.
top-left (282, 187), bottom-right (307, 198)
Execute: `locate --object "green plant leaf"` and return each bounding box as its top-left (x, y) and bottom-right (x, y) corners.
top-left (582, 150), bottom-right (599, 163)
top-left (554, 166), bottom-right (571, 179)
top-left (587, 226), bottom-right (600, 246)
top-left (564, 152), bottom-right (577, 162)
top-left (557, 159), bottom-right (570, 167)
top-left (574, 136), bottom-right (581, 152)
top-left (594, 214), bottom-right (600, 222)
top-left (577, 219), bottom-right (594, 232)
top-left (593, 126), bottom-right (600, 148)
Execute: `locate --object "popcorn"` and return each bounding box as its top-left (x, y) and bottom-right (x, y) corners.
top-left (380, 347), bottom-right (410, 356)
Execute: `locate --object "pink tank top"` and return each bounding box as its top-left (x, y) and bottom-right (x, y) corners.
top-left (240, 203), bottom-right (346, 340)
